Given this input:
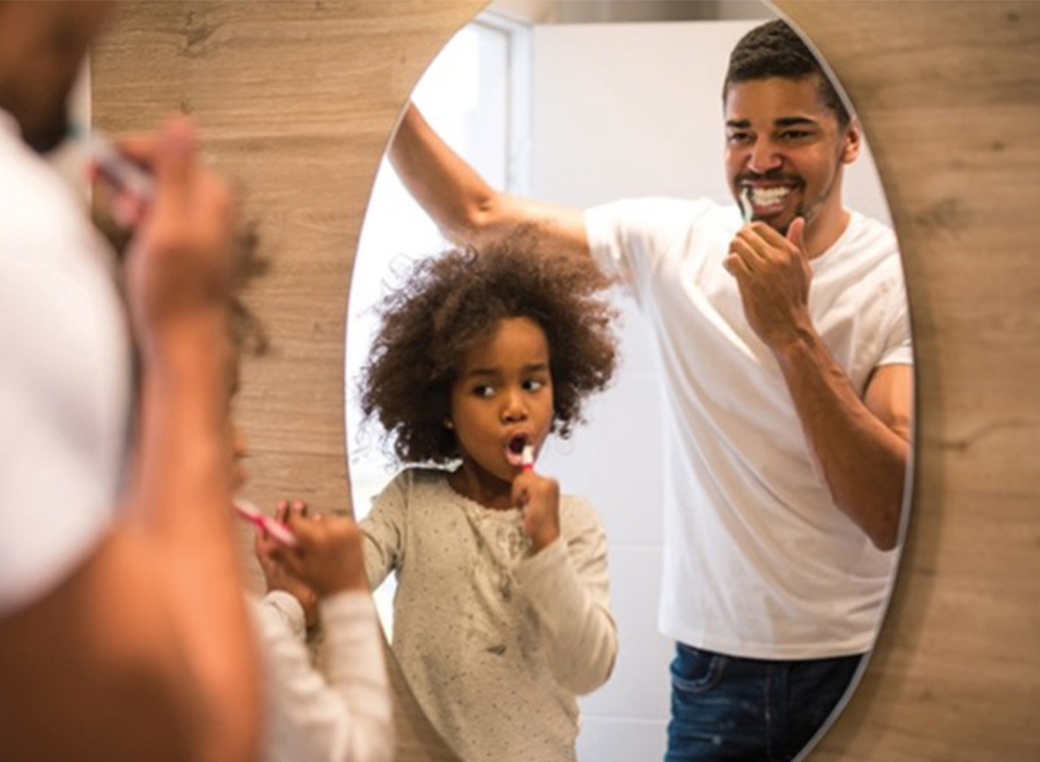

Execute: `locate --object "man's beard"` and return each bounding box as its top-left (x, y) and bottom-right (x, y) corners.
top-left (26, 120), bottom-right (71, 155)
top-left (735, 170), bottom-right (805, 235)
top-left (773, 202), bottom-right (808, 237)
top-left (25, 101), bottom-right (72, 155)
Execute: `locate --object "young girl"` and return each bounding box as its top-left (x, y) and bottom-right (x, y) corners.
top-left (250, 499), bottom-right (394, 762)
top-left (226, 317), bottom-right (393, 762)
top-left (94, 142), bottom-right (392, 762)
top-left (357, 229), bottom-right (620, 762)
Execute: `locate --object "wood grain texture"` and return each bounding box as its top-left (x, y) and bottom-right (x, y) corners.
top-left (773, 2), bottom-right (1040, 760)
top-left (91, 2), bottom-right (482, 760)
top-left (91, 1), bottom-right (1040, 760)
top-left (94, 0), bottom-right (480, 522)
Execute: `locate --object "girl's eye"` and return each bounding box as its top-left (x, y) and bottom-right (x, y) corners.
top-left (523, 378), bottom-right (545, 392)
top-left (472, 385), bottom-right (495, 398)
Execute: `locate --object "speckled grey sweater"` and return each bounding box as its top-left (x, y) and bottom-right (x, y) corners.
top-left (361, 467), bottom-right (617, 762)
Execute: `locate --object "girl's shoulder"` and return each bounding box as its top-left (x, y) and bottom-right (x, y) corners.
top-left (375, 465), bottom-right (453, 505)
top-left (390, 465), bottom-right (447, 485)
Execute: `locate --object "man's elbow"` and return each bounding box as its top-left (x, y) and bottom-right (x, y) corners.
top-left (867, 503), bottom-right (903, 552)
top-left (450, 197), bottom-right (503, 247)
top-left (871, 527), bottom-right (899, 553)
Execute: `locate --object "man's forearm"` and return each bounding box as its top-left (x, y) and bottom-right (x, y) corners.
top-left (774, 332), bottom-right (909, 551)
top-left (131, 314), bottom-right (260, 762)
top-left (390, 104), bottom-right (498, 245)
top-left (389, 105), bottom-right (591, 257)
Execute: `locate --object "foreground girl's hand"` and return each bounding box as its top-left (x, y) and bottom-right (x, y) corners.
top-left (271, 509), bottom-right (369, 597)
top-left (513, 469), bottom-right (561, 554)
top-left (254, 500), bottom-right (319, 627)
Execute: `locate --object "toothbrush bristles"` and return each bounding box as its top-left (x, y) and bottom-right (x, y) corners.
top-left (739, 188), bottom-right (753, 224)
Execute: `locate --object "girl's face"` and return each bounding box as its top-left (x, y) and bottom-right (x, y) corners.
top-left (448, 316), bottom-right (554, 503)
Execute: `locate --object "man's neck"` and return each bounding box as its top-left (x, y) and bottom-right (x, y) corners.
top-left (804, 206), bottom-right (851, 260)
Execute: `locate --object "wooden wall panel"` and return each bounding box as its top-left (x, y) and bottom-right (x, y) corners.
top-left (93, 0), bottom-right (481, 524)
top-left (774, 2), bottom-right (1040, 760)
top-left (92, 1), bottom-right (1040, 760)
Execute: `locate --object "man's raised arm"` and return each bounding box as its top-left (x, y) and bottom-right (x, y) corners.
top-left (0, 118), bottom-right (261, 762)
top-left (391, 103), bottom-right (590, 257)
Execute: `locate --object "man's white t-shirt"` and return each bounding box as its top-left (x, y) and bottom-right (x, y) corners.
top-left (0, 111), bottom-right (131, 615)
top-left (585, 197), bottom-right (912, 660)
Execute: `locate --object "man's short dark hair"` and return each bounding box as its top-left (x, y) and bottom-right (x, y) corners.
top-left (724, 19), bottom-right (850, 128)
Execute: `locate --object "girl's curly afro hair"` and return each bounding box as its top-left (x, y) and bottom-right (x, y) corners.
top-left (358, 226), bottom-right (619, 465)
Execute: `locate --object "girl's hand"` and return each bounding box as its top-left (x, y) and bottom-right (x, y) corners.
top-left (254, 500), bottom-right (319, 627)
top-left (513, 469), bottom-right (561, 553)
top-left (271, 509), bottom-right (369, 597)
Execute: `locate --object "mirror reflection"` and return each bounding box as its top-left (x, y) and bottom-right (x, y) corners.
top-left (345, 3), bottom-right (913, 761)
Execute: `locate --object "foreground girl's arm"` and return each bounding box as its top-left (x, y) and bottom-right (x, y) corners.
top-left (256, 510), bottom-right (394, 762)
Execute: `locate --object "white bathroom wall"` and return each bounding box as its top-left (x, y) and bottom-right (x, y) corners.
top-left (530, 20), bottom-right (891, 761)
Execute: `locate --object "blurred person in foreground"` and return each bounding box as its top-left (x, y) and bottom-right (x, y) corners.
top-left (0, 3), bottom-right (260, 761)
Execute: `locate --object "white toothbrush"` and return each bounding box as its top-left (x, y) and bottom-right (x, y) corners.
top-left (739, 187), bottom-right (753, 224)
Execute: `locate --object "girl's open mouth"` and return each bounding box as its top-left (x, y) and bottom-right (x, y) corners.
top-left (505, 433), bottom-right (530, 467)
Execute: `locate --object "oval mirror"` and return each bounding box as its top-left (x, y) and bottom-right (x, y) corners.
top-left (345, 2), bottom-right (913, 761)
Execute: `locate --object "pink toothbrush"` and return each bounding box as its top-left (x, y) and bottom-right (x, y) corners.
top-left (233, 500), bottom-right (298, 547)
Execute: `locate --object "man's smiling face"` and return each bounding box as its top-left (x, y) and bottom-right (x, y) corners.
top-left (724, 75), bottom-right (859, 236)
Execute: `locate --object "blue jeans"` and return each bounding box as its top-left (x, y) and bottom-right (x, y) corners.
top-left (665, 642), bottom-right (863, 762)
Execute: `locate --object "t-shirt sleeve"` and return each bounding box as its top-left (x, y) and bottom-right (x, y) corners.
top-left (0, 251), bottom-right (125, 616)
top-left (877, 272), bottom-right (914, 367)
top-left (584, 197), bottom-right (713, 309)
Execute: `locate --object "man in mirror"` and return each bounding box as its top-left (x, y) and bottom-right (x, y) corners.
top-left (389, 18), bottom-right (912, 762)
top-left (0, 3), bottom-right (259, 761)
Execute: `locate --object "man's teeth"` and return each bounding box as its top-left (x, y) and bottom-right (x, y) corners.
top-left (750, 186), bottom-right (792, 205)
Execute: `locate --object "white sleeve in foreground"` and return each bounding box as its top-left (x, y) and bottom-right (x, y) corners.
top-left (254, 591), bottom-right (394, 762)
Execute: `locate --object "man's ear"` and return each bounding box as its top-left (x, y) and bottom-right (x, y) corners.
top-left (841, 117), bottom-right (862, 164)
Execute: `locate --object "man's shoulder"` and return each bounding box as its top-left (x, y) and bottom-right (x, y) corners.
top-left (844, 211), bottom-right (900, 257)
top-left (0, 131), bottom-right (106, 271)
top-left (584, 196), bottom-right (737, 257)
top-left (588, 195), bottom-right (724, 224)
